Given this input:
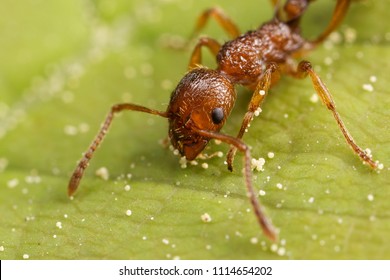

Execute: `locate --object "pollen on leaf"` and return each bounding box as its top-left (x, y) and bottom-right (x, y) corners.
top-left (201, 213), bottom-right (212, 223)
top-left (95, 167), bottom-right (109, 181)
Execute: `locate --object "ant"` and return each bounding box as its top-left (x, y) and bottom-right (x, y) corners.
top-left (68, 0), bottom-right (379, 242)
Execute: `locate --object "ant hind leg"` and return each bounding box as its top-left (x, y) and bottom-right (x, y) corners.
top-left (308, 0), bottom-right (351, 46)
top-left (293, 60), bottom-right (378, 169)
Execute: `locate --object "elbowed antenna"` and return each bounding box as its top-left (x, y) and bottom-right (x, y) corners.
top-left (193, 127), bottom-right (278, 241)
top-left (68, 103), bottom-right (168, 197)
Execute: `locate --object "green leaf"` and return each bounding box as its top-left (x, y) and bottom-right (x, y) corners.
top-left (0, 0), bottom-right (389, 260)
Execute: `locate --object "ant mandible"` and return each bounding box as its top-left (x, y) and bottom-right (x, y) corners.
top-left (68, 0), bottom-right (379, 242)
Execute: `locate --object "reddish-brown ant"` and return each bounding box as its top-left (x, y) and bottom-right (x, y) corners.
top-left (68, 0), bottom-right (379, 242)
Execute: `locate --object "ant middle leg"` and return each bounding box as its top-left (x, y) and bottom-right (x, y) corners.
top-left (227, 63), bottom-right (280, 171)
top-left (188, 37), bottom-right (221, 69)
top-left (293, 60), bottom-right (378, 169)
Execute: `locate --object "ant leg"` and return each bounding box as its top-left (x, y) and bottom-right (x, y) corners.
top-left (309, 0), bottom-right (351, 45)
top-left (188, 37), bottom-right (221, 69)
top-left (193, 127), bottom-right (278, 241)
top-left (294, 60), bottom-right (378, 168)
top-left (227, 63), bottom-right (279, 171)
top-left (68, 103), bottom-right (168, 197)
top-left (189, 7), bottom-right (241, 42)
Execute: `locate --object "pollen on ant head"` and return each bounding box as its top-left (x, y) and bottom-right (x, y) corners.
top-left (179, 156), bottom-right (187, 168)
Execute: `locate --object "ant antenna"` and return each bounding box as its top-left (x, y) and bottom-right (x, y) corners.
top-left (68, 103), bottom-right (168, 197)
top-left (193, 127), bottom-right (278, 241)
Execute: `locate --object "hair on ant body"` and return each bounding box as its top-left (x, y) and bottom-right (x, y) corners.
top-left (68, 0), bottom-right (380, 242)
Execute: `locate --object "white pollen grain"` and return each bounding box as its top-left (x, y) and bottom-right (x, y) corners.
top-left (201, 213), bottom-right (212, 223)
top-left (276, 183), bottom-right (283, 190)
top-left (124, 185), bottom-right (131, 191)
top-left (259, 90), bottom-right (266, 96)
top-left (310, 93), bottom-right (319, 103)
top-left (251, 157), bottom-right (265, 172)
top-left (250, 237), bottom-right (258, 244)
top-left (179, 156), bottom-right (187, 169)
top-left (56, 221), bottom-right (62, 229)
top-left (259, 190), bottom-right (266, 196)
top-left (95, 167), bottom-right (109, 181)
top-left (7, 178), bottom-right (19, 188)
top-left (0, 246), bottom-right (4, 252)
top-left (162, 238), bottom-right (169, 245)
top-left (367, 194), bottom-right (374, 202)
top-left (277, 247), bottom-right (286, 256)
top-left (64, 125), bottom-right (78, 136)
top-left (267, 152), bottom-right (275, 159)
top-left (201, 163), bottom-right (209, 169)
top-left (362, 83), bottom-right (374, 92)
top-left (308, 197), bottom-right (315, 204)
top-left (23, 254), bottom-right (29, 259)
top-left (254, 107), bottom-right (262, 117)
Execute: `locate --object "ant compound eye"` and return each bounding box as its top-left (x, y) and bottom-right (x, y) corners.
top-left (211, 107), bottom-right (224, 124)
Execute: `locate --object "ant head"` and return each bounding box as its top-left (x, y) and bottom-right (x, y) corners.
top-left (167, 67), bottom-right (236, 160)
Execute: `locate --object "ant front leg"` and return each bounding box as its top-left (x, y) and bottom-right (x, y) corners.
top-left (294, 60), bottom-right (378, 169)
top-left (68, 103), bottom-right (168, 197)
top-left (188, 37), bottom-right (221, 69)
top-left (227, 63), bottom-right (280, 171)
top-left (189, 7), bottom-right (241, 42)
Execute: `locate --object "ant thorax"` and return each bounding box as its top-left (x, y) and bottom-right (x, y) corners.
top-left (217, 21), bottom-right (305, 88)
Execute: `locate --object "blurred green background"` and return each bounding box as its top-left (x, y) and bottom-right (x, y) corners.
top-left (0, 0), bottom-right (389, 259)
